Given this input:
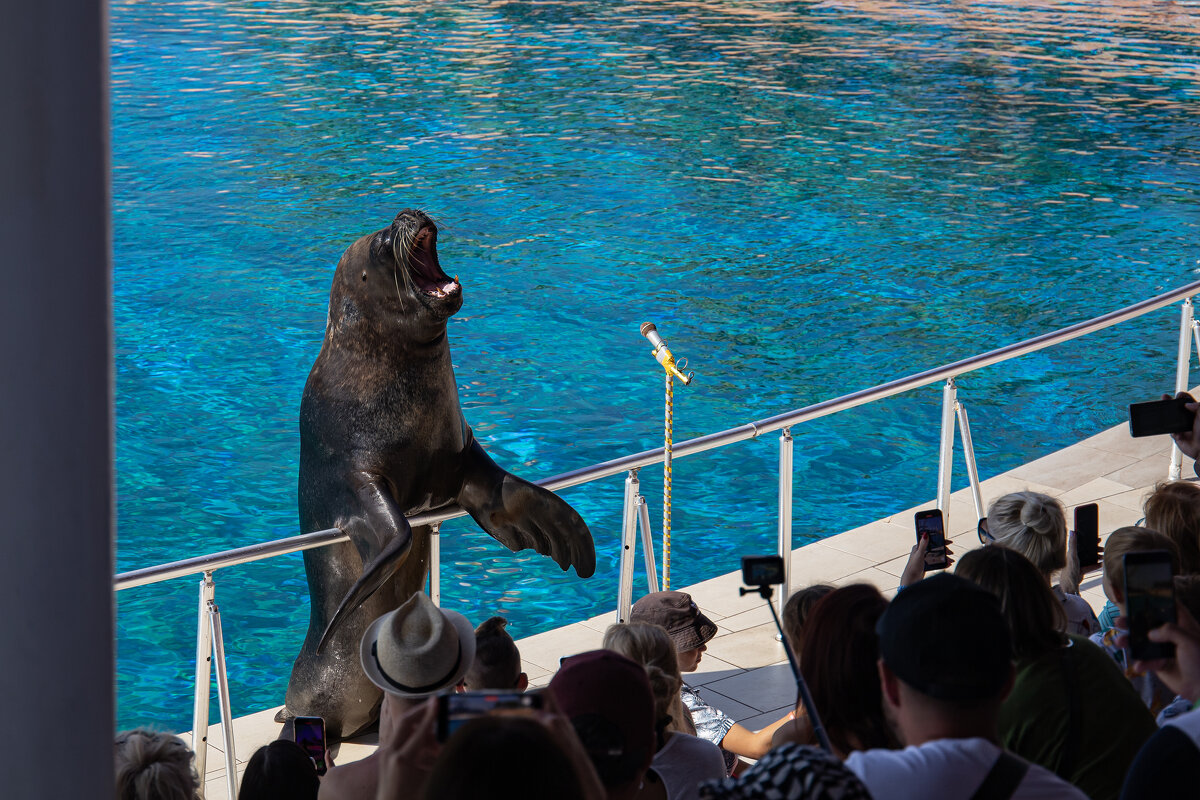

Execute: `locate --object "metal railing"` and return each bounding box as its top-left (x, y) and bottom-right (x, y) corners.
top-left (115, 278), bottom-right (1200, 796)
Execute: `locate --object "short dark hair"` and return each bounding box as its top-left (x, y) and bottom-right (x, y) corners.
top-left (238, 740), bottom-right (319, 800)
top-left (464, 616), bottom-right (522, 690)
top-left (955, 546), bottom-right (1065, 660)
top-left (799, 584), bottom-right (897, 754)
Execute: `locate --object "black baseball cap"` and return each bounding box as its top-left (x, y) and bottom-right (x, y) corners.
top-left (876, 573), bottom-right (1013, 702)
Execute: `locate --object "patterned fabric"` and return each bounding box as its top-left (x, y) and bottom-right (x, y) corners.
top-left (1052, 586), bottom-right (1101, 636)
top-left (699, 743), bottom-right (873, 800)
top-left (681, 683), bottom-right (738, 774)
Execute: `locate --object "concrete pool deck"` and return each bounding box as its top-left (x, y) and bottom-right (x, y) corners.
top-left (186, 420), bottom-right (1186, 799)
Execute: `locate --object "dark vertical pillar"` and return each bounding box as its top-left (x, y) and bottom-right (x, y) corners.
top-left (0, 0), bottom-right (114, 796)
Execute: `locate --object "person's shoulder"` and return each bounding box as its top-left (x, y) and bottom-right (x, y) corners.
top-left (657, 732), bottom-right (726, 776)
top-left (846, 738), bottom-right (997, 780)
top-left (317, 754), bottom-right (376, 800)
top-left (1016, 758), bottom-right (1090, 799)
top-left (1119, 721), bottom-right (1200, 800)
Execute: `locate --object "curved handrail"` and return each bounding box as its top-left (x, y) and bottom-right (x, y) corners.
top-left (114, 278), bottom-right (1200, 591)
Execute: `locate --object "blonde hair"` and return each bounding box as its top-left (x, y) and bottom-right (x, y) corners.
top-left (1102, 527), bottom-right (1180, 602)
top-left (986, 491), bottom-right (1066, 575)
top-left (1143, 481), bottom-right (1200, 574)
top-left (114, 729), bottom-right (200, 800)
top-left (602, 622), bottom-right (695, 737)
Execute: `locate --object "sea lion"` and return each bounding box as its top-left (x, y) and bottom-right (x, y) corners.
top-left (280, 209), bottom-right (595, 739)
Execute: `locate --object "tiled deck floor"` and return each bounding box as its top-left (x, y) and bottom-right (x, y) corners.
top-left (186, 422), bottom-right (1184, 799)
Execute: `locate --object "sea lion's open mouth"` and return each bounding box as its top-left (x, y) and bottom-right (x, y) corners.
top-left (407, 227), bottom-right (460, 299)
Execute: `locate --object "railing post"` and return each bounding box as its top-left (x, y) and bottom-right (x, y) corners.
top-left (192, 574), bottom-right (215, 785)
top-left (937, 378), bottom-right (958, 532)
top-left (636, 495), bottom-right (659, 594)
top-left (955, 402), bottom-right (985, 521)
top-left (429, 523), bottom-right (441, 607)
top-left (617, 469), bottom-right (640, 624)
top-left (1172, 298), bottom-right (1194, 479)
top-left (208, 597), bottom-right (238, 800)
top-left (777, 428), bottom-right (794, 620)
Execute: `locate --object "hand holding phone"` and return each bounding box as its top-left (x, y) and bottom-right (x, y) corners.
top-left (436, 691), bottom-right (544, 742)
top-left (1129, 395), bottom-right (1197, 438)
top-left (914, 510), bottom-right (948, 572)
top-left (294, 716), bottom-right (327, 776)
top-left (1124, 550), bottom-right (1177, 662)
top-left (1072, 503), bottom-right (1100, 571)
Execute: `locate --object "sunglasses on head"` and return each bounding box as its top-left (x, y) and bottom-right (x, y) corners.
top-left (977, 517), bottom-right (995, 545)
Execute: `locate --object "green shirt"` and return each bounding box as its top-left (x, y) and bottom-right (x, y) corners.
top-left (999, 634), bottom-right (1157, 800)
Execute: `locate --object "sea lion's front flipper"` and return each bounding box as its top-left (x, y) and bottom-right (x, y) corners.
top-left (458, 440), bottom-right (596, 578)
top-left (317, 476), bottom-right (413, 653)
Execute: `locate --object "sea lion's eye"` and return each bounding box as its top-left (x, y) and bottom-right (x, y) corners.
top-left (361, 271), bottom-right (368, 282)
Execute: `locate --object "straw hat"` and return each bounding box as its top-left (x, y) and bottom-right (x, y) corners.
top-left (360, 592), bottom-right (476, 697)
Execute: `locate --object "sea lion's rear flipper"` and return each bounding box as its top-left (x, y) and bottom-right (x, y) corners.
top-left (458, 440), bottom-right (596, 578)
top-left (316, 476), bottom-right (414, 653)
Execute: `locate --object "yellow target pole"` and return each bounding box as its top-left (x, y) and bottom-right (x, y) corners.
top-left (640, 323), bottom-right (693, 591)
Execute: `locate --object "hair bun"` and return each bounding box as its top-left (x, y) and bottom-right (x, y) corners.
top-left (1019, 495), bottom-right (1055, 536)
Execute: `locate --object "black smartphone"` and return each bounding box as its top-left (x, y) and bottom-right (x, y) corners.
top-left (1124, 550), bottom-right (1177, 662)
top-left (742, 555), bottom-right (785, 587)
top-left (915, 509), bottom-right (948, 571)
top-left (294, 715), bottom-right (327, 776)
top-left (436, 691), bottom-right (544, 742)
top-left (1074, 503), bottom-right (1100, 569)
top-left (1128, 396), bottom-right (1195, 438)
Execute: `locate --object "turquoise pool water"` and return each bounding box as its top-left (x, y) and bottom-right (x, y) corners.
top-left (113, 0), bottom-right (1200, 731)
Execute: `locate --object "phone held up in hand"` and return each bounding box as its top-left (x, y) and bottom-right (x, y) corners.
top-left (294, 715), bottom-right (327, 776)
top-left (1123, 550), bottom-right (1177, 662)
top-left (1128, 396), bottom-right (1196, 438)
top-left (1074, 503), bottom-right (1100, 569)
top-left (436, 691), bottom-right (544, 742)
top-left (915, 509), bottom-right (948, 572)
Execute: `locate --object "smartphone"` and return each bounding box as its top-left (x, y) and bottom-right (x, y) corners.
top-left (1124, 550), bottom-right (1177, 662)
top-left (436, 691), bottom-right (544, 742)
top-left (742, 555), bottom-right (785, 586)
top-left (293, 715), bottom-right (327, 776)
top-left (1074, 503), bottom-right (1100, 569)
top-left (1128, 396), bottom-right (1195, 438)
top-left (915, 509), bottom-right (948, 571)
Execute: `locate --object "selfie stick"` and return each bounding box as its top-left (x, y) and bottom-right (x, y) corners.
top-left (740, 582), bottom-right (834, 754)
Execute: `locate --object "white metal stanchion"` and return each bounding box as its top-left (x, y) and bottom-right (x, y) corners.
top-left (777, 428), bottom-right (794, 621)
top-left (937, 378), bottom-right (958, 533)
top-left (1172, 298), bottom-right (1195, 480)
top-left (191, 572), bottom-right (238, 798)
top-left (617, 469), bottom-right (641, 623)
top-left (429, 523), bottom-right (441, 607)
top-left (956, 402), bottom-right (985, 521)
top-left (192, 575), bottom-right (214, 782)
top-left (637, 495), bottom-right (660, 595)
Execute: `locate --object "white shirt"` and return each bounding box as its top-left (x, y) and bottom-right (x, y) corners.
top-left (844, 737), bottom-right (1089, 800)
top-left (650, 732), bottom-right (727, 800)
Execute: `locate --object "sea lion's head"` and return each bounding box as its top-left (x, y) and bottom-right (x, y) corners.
top-left (330, 209), bottom-right (464, 341)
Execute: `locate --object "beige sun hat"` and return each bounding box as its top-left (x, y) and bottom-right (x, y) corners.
top-left (360, 592), bottom-right (476, 697)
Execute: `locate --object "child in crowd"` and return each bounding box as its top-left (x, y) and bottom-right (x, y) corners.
top-left (986, 491), bottom-right (1101, 636)
top-left (1142, 480), bottom-right (1200, 575)
top-left (1089, 527), bottom-right (1189, 721)
top-left (460, 616), bottom-right (528, 692)
top-left (603, 622), bottom-right (726, 800)
top-left (238, 740), bottom-right (319, 800)
top-left (630, 591), bottom-right (793, 774)
top-left (114, 729), bottom-right (201, 800)
top-left (780, 583), bottom-right (834, 657)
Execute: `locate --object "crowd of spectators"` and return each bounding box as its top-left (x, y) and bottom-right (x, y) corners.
top-left (115, 397), bottom-right (1200, 799)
